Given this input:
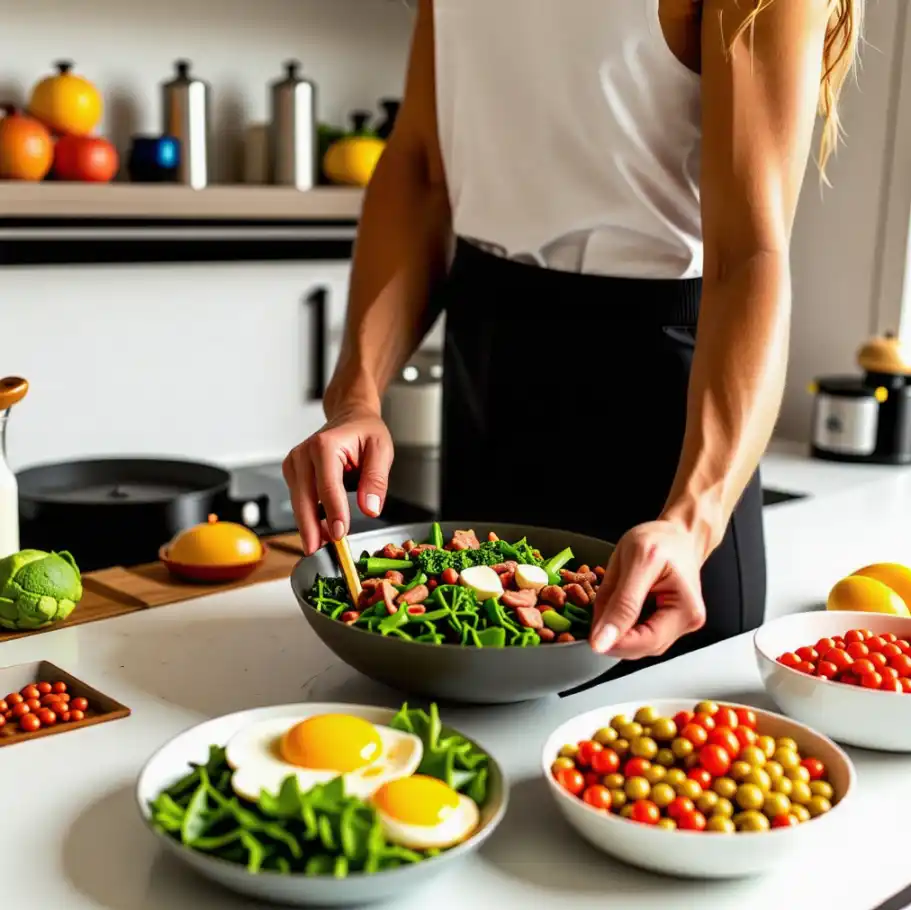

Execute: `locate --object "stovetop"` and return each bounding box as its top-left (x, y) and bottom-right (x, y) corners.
top-left (230, 461), bottom-right (435, 536)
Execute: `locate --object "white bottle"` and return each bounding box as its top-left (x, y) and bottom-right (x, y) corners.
top-left (0, 412), bottom-right (19, 559)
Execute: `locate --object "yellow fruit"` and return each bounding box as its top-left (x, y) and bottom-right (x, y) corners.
top-left (168, 514), bottom-right (263, 566)
top-left (852, 563), bottom-right (911, 610)
top-left (323, 136), bottom-right (385, 187)
top-left (29, 61), bottom-right (103, 137)
top-left (826, 575), bottom-right (910, 616)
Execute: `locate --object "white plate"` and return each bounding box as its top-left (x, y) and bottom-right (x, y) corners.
top-left (136, 703), bottom-right (508, 907)
top-left (542, 698), bottom-right (855, 880)
top-left (755, 610), bottom-right (911, 751)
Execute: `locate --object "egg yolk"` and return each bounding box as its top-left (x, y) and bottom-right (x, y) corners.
top-left (280, 714), bottom-right (382, 772)
top-left (373, 775), bottom-right (461, 826)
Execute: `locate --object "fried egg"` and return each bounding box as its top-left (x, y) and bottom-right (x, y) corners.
top-left (371, 774), bottom-right (480, 850)
top-left (225, 713), bottom-right (422, 802)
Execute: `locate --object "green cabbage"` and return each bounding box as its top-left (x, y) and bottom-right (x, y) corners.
top-left (0, 549), bottom-right (83, 631)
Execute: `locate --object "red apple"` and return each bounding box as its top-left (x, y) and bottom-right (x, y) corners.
top-left (53, 134), bottom-right (119, 182)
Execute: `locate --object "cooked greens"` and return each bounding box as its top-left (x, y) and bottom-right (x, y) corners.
top-left (147, 704), bottom-right (490, 877)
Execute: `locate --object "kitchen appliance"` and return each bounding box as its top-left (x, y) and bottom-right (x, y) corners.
top-left (17, 458), bottom-right (266, 573)
top-left (383, 349), bottom-right (442, 514)
top-left (268, 60), bottom-right (317, 191)
top-left (0, 377), bottom-right (28, 559)
top-left (161, 60), bottom-right (210, 190)
top-left (810, 332), bottom-right (911, 464)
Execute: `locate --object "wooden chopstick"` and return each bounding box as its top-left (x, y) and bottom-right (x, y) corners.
top-left (332, 536), bottom-right (363, 603)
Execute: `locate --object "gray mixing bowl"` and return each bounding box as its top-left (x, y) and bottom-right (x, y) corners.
top-left (290, 522), bottom-right (618, 704)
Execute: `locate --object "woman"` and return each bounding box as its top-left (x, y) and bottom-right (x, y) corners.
top-left (284, 0), bottom-right (863, 676)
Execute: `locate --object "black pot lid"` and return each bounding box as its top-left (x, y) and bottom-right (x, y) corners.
top-left (814, 376), bottom-right (876, 398)
top-left (16, 457), bottom-right (231, 505)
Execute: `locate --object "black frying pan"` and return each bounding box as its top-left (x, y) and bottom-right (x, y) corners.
top-left (17, 457), bottom-right (268, 572)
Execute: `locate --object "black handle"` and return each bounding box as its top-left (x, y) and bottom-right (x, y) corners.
top-left (305, 286), bottom-right (329, 401)
top-left (214, 492), bottom-right (270, 529)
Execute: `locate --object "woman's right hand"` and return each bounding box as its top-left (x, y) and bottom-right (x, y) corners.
top-left (282, 409), bottom-right (394, 555)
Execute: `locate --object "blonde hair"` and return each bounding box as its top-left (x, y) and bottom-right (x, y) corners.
top-left (735, 0), bottom-right (864, 182)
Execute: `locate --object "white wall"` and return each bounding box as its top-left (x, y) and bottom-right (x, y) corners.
top-left (1, 0), bottom-right (415, 470)
top-left (1, 0), bottom-right (905, 466)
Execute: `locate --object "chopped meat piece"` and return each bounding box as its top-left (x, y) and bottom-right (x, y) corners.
top-left (515, 606), bottom-right (544, 629)
top-left (385, 570), bottom-right (405, 586)
top-left (561, 568), bottom-right (598, 586)
top-left (499, 571), bottom-right (515, 590)
top-left (537, 627), bottom-right (556, 642)
top-left (381, 543), bottom-right (406, 560)
top-left (450, 529), bottom-right (481, 550)
top-left (539, 585), bottom-right (566, 608)
top-left (340, 611), bottom-right (360, 625)
top-left (492, 560), bottom-right (518, 574)
top-left (396, 584), bottom-right (429, 606)
top-left (557, 633), bottom-right (576, 643)
top-left (564, 583), bottom-right (590, 607)
top-left (501, 589), bottom-right (538, 610)
top-left (582, 580), bottom-right (597, 604)
top-left (402, 539), bottom-right (416, 552)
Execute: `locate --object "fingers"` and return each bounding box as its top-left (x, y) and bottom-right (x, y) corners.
top-left (608, 601), bottom-right (688, 660)
top-left (590, 536), bottom-right (661, 654)
top-left (312, 436), bottom-right (351, 542)
top-left (282, 448), bottom-right (323, 555)
top-left (357, 433), bottom-right (393, 518)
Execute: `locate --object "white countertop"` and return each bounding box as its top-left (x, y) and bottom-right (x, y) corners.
top-left (3, 445), bottom-right (911, 910)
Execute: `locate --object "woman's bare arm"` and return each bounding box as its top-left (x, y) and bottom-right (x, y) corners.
top-left (661, 0), bottom-right (831, 555)
top-left (325, 0), bottom-right (451, 420)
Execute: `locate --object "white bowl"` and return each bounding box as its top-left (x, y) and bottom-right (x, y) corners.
top-left (541, 698), bottom-right (855, 880)
top-left (755, 610), bottom-right (911, 752)
top-left (136, 703), bottom-right (508, 907)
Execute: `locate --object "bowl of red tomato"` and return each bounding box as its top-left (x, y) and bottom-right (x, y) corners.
top-left (542, 698), bottom-right (854, 879)
top-left (754, 610), bottom-right (911, 752)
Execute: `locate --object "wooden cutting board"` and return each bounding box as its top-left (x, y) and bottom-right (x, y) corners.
top-left (0, 533), bottom-right (308, 643)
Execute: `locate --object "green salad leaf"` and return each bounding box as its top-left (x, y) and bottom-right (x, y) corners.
top-left (148, 702), bottom-right (489, 877)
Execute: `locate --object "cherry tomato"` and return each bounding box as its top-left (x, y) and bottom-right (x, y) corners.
top-left (36, 681), bottom-right (52, 695)
top-left (816, 661), bottom-right (838, 680)
top-left (693, 712), bottom-right (716, 732)
top-left (20, 685), bottom-right (40, 700)
top-left (582, 785), bottom-right (613, 811)
top-left (699, 744), bottom-right (731, 777)
top-left (0, 700), bottom-right (7, 714)
top-left (846, 641), bottom-right (869, 659)
top-left (70, 697), bottom-right (88, 713)
top-left (591, 749), bottom-right (620, 775)
top-left (772, 814), bottom-right (799, 828)
top-left (629, 800), bottom-right (661, 825)
top-left (828, 649), bottom-right (854, 672)
top-left (40, 694), bottom-right (63, 707)
top-left (815, 638), bottom-right (838, 656)
top-left (881, 643), bottom-right (903, 660)
top-left (19, 713), bottom-right (40, 732)
top-left (712, 706), bottom-right (738, 730)
top-left (69, 709), bottom-right (85, 722)
top-left (681, 723), bottom-right (708, 748)
top-left (880, 678), bottom-right (903, 693)
top-left (24, 698), bottom-right (41, 711)
top-left (708, 727), bottom-right (741, 756)
top-left (673, 711), bottom-right (694, 729)
top-left (576, 740), bottom-right (603, 767)
top-left (844, 629), bottom-right (867, 644)
top-left (36, 708), bottom-right (56, 726)
top-left (852, 658), bottom-right (875, 677)
top-left (6, 693), bottom-right (23, 706)
top-left (688, 768), bottom-right (714, 789)
top-left (555, 767), bottom-right (585, 795)
top-left (796, 646), bottom-right (819, 663)
top-left (801, 757), bottom-right (825, 780)
top-left (733, 725), bottom-right (757, 749)
top-left (870, 652), bottom-right (889, 670)
top-left (778, 652), bottom-right (800, 668)
top-left (10, 703), bottom-right (30, 719)
top-left (625, 757), bottom-right (652, 778)
top-left (890, 654), bottom-right (911, 676)
top-left (866, 636), bottom-right (886, 653)
top-left (840, 673), bottom-right (859, 686)
top-left (51, 682), bottom-right (67, 694)
top-left (881, 632), bottom-right (898, 644)
top-left (881, 666), bottom-right (899, 681)
top-left (0, 715), bottom-right (5, 729)
top-left (678, 809), bottom-right (707, 831)
top-left (897, 639), bottom-right (911, 653)
top-left (667, 797), bottom-right (695, 819)
top-left (583, 771), bottom-right (600, 788)
top-left (861, 672), bottom-right (883, 690)
top-left (59, 711), bottom-right (71, 722)
top-left (796, 661), bottom-right (816, 674)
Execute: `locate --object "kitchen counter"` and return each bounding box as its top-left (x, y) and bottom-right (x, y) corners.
top-left (3, 460), bottom-right (911, 909)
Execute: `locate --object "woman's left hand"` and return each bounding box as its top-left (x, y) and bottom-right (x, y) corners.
top-left (589, 521), bottom-right (707, 658)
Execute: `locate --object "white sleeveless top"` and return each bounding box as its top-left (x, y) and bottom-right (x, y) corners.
top-left (433, 0), bottom-right (704, 279)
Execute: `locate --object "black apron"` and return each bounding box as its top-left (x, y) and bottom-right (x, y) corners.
top-left (439, 238), bottom-right (766, 690)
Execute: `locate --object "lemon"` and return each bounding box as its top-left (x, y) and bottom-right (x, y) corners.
top-left (323, 136), bottom-right (386, 187)
top-left (826, 575), bottom-right (910, 616)
top-left (852, 563), bottom-right (911, 610)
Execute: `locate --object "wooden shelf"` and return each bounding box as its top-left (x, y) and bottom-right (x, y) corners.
top-left (0, 183), bottom-right (364, 222)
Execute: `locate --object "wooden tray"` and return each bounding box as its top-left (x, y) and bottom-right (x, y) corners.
top-left (0, 533), bottom-right (307, 644)
top-left (0, 660), bottom-right (130, 747)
